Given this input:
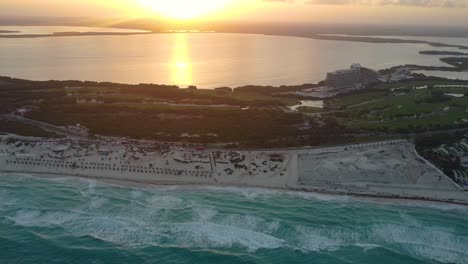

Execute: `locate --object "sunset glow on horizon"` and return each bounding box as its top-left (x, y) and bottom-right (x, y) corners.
top-left (138, 0), bottom-right (231, 20)
top-left (1, 0), bottom-right (468, 25)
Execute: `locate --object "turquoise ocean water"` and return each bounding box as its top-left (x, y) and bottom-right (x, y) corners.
top-left (1, 174), bottom-right (467, 264)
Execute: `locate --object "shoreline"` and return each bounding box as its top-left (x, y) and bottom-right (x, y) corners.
top-left (1, 135), bottom-right (467, 205)
top-left (0, 32), bottom-right (154, 38)
top-left (3, 171), bottom-right (468, 207)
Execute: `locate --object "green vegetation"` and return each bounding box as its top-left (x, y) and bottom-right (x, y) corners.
top-left (420, 50), bottom-right (468, 56)
top-left (0, 76), bottom-right (304, 110)
top-left (0, 76), bottom-right (315, 146)
top-left (416, 132), bottom-right (468, 187)
top-left (2, 75), bottom-right (468, 147)
top-left (324, 80), bottom-right (468, 133)
top-left (193, 89), bottom-right (299, 106)
top-left (440, 57), bottom-right (468, 70)
top-left (0, 120), bottom-right (60, 138)
top-left (329, 91), bottom-right (386, 110)
top-left (27, 103), bottom-right (303, 143)
top-left (296, 106), bottom-right (322, 113)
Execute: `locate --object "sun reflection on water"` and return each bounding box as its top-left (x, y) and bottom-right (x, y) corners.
top-left (171, 34), bottom-right (193, 86)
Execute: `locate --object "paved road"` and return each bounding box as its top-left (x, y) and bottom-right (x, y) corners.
top-left (0, 114), bottom-right (87, 139)
top-left (1, 113), bottom-right (466, 151)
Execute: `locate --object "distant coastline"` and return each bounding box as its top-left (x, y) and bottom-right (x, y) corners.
top-left (2, 27), bottom-right (468, 52)
top-left (307, 34), bottom-right (468, 50)
top-left (420, 50), bottom-right (468, 56)
top-left (0, 30), bottom-right (19, 33)
top-left (0, 31), bottom-right (154, 38)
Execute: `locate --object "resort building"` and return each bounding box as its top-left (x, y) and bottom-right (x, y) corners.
top-left (326, 64), bottom-right (361, 89)
top-left (326, 64), bottom-right (379, 90)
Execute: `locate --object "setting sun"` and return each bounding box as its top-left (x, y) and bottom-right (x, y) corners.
top-left (138, 0), bottom-right (231, 20)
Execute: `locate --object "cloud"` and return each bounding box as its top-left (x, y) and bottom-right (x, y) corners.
top-left (305, 0), bottom-right (468, 7)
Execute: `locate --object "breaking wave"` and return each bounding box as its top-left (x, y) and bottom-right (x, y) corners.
top-left (1, 174), bottom-right (468, 264)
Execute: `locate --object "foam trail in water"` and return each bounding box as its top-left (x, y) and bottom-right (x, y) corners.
top-left (167, 222), bottom-right (285, 252)
top-left (372, 223), bottom-right (468, 264)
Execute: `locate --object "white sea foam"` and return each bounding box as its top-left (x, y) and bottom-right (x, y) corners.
top-left (285, 191), bottom-right (352, 203)
top-left (9, 209), bottom-right (80, 227)
top-left (145, 195), bottom-right (183, 209)
top-left (167, 222), bottom-right (285, 252)
top-left (296, 228), bottom-right (340, 251)
top-left (353, 243), bottom-right (382, 251)
top-left (63, 215), bottom-right (158, 247)
top-left (194, 185), bottom-right (354, 204)
top-left (265, 220), bottom-right (281, 233)
top-left (294, 226), bottom-right (360, 252)
top-left (221, 214), bottom-right (263, 231)
top-left (42, 176), bottom-right (78, 184)
top-left (361, 197), bottom-right (468, 213)
top-left (130, 190), bottom-right (143, 199)
top-left (157, 185), bottom-right (181, 191)
top-left (194, 186), bottom-right (357, 205)
top-left (88, 197), bottom-right (108, 210)
top-left (192, 207), bottom-right (218, 222)
top-left (3, 172), bottom-right (468, 261)
top-left (78, 179), bottom-right (97, 197)
top-left (198, 186), bottom-right (281, 199)
top-left (67, 219), bottom-right (285, 252)
top-left (0, 190), bottom-right (13, 210)
top-left (372, 224), bottom-right (468, 264)
top-left (10, 208), bottom-right (285, 252)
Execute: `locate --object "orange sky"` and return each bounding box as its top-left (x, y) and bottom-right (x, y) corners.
top-left (1, 0), bottom-right (468, 26)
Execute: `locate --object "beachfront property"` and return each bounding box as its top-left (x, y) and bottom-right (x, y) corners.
top-left (423, 136), bottom-right (468, 190)
top-left (326, 64), bottom-right (379, 90)
top-left (286, 64), bottom-right (380, 98)
top-left (457, 156), bottom-right (468, 190)
top-left (326, 64), bottom-right (361, 89)
top-left (1, 135), bottom-right (467, 202)
top-left (0, 136), bottom-right (295, 188)
top-left (379, 66), bottom-right (415, 83)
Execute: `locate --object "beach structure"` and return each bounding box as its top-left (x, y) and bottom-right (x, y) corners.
top-left (0, 136), bottom-right (466, 203)
top-left (0, 136), bottom-right (293, 188)
top-left (326, 64), bottom-right (361, 89)
top-left (52, 142), bottom-right (70, 152)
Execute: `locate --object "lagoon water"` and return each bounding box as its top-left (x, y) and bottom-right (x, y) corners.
top-left (0, 31), bottom-right (463, 88)
top-left (1, 174), bottom-right (468, 264)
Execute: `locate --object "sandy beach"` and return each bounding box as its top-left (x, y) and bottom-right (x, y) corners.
top-left (1, 135), bottom-right (467, 204)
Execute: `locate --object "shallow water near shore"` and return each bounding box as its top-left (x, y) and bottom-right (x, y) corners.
top-left (1, 173), bottom-right (468, 264)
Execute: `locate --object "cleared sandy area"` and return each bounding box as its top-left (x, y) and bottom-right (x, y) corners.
top-left (298, 141), bottom-right (467, 201)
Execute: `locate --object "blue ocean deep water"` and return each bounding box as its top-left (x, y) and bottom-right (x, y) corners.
top-left (1, 174), bottom-right (468, 264)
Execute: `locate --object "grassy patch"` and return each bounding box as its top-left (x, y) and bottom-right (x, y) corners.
top-left (328, 80), bottom-right (468, 132)
top-left (0, 120), bottom-right (61, 138)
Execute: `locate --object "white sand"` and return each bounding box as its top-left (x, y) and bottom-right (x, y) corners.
top-left (0, 136), bottom-right (294, 189)
top-left (0, 135), bottom-right (466, 203)
top-left (297, 141), bottom-right (467, 201)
